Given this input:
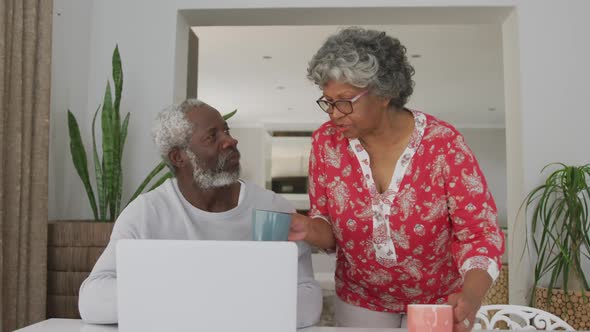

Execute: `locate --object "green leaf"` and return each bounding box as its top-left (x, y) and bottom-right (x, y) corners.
top-left (111, 99), bottom-right (122, 219)
top-left (120, 113), bottom-right (130, 160)
top-left (223, 109), bottom-right (237, 120)
top-left (91, 106), bottom-right (107, 221)
top-left (67, 110), bottom-right (98, 220)
top-left (148, 172), bottom-right (173, 191)
top-left (114, 112), bottom-right (130, 218)
top-left (113, 45), bottom-right (123, 114)
top-left (111, 45), bottom-right (124, 219)
top-left (101, 82), bottom-right (117, 220)
top-left (126, 161), bottom-right (167, 206)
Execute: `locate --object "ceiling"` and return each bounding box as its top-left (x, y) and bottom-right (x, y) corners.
top-left (183, 7), bottom-right (513, 26)
top-left (193, 24), bottom-right (506, 130)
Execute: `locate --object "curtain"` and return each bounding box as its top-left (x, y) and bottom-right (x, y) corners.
top-left (0, 0), bottom-right (53, 330)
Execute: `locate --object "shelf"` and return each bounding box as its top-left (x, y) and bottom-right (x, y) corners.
top-left (279, 193), bottom-right (310, 210)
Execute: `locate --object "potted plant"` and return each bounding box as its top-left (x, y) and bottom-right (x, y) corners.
top-left (48, 45), bottom-right (236, 318)
top-left (521, 163), bottom-right (590, 330)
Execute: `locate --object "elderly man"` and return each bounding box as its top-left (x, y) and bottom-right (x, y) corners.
top-left (78, 99), bottom-right (323, 328)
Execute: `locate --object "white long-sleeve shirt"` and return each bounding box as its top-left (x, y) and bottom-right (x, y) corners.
top-left (79, 179), bottom-right (322, 328)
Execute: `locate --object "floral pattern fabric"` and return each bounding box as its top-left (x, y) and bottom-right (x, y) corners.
top-left (308, 110), bottom-right (505, 313)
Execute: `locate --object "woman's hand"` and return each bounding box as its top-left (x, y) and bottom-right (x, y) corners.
top-left (447, 291), bottom-right (480, 332)
top-left (288, 213), bottom-right (309, 241)
top-left (288, 214), bottom-right (336, 250)
top-left (447, 269), bottom-right (492, 332)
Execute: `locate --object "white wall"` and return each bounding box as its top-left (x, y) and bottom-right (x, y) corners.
top-left (51, 0), bottom-right (590, 305)
top-left (50, 1), bottom-right (94, 219)
top-left (502, 7), bottom-right (532, 305)
top-left (459, 129), bottom-right (507, 228)
top-left (513, 0), bottom-right (590, 303)
top-left (502, 8), bottom-right (528, 305)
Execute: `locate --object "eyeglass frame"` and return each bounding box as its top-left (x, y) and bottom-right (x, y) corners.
top-left (315, 90), bottom-right (369, 115)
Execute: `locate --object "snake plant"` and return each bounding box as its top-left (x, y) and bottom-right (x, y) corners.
top-left (67, 45), bottom-right (237, 221)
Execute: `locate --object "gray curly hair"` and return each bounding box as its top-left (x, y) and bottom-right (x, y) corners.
top-left (152, 99), bottom-right (204, 172)
top-left (307, 27), bottom-right (415, 108)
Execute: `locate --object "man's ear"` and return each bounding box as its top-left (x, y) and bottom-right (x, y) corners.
top-left (168, 148), bottom-right (186, 169)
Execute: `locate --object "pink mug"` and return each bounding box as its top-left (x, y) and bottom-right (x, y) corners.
top-left (407, 304), bottom-right (453, 332)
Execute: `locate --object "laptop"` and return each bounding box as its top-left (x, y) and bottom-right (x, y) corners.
top-left (116, 240), bottom-right (298, 332)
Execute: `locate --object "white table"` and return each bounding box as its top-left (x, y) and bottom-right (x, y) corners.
top-left (14, 318), bottom-right (559, 332)
top-left (14, 320), bottom-right (406, 332)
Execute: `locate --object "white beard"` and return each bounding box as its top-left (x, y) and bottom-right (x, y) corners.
top-left (185, 149), bottom-right (240, 190)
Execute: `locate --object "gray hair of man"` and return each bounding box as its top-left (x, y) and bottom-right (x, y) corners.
top-left (307, 27), bottom-right (415, 108)
top-left (152, 98), bottom-right (204, 173)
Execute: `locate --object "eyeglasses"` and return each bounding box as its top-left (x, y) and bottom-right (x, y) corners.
top-left (316, 90), bottom-right (368, 115)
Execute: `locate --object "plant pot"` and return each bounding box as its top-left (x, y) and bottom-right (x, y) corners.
top-left (483, 264), bottom-right (509, 305)
top-left (534, 286), bottom-right (590, 330)
top-left (46, 220), bottom-right (114, 319)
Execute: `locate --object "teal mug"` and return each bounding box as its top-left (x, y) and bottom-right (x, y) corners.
top-left (251, 209), bottom-right (292, 241)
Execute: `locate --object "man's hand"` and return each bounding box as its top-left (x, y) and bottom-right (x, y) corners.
top-left (288, 213), bottom-right (309, 241)
top-left (447, 291), bottom-right (481, 332)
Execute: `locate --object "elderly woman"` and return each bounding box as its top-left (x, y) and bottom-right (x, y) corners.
top-left (289, 27), bottom-right (504, 331)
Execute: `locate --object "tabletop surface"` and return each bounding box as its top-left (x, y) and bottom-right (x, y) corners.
top-left (14, 319), bottom-right (406, 332)
top-left (18, 318), bottom-right (590, 332)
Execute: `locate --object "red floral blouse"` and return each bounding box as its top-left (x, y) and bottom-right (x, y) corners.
top-left (308, 110), bottom-right (505, 313)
